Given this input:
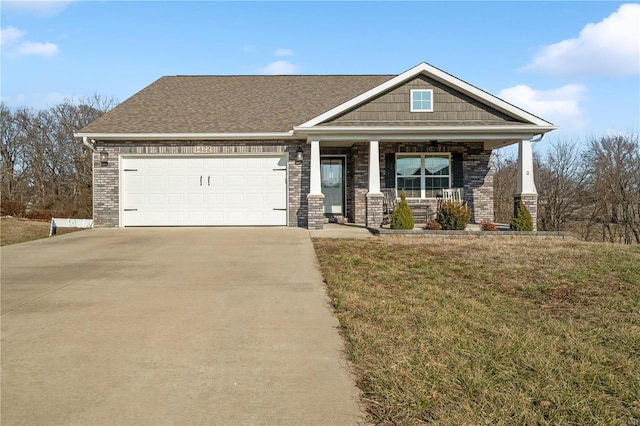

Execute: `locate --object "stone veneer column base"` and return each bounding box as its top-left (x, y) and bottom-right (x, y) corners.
top-left (366, 193), bottom-right (384, 228)
top-left (307, 194), bottom-right (325, 230)
top-left (514, 194), bottom-right (538, 231)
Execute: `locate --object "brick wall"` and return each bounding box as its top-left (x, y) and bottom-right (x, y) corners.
top-left (378, 142), bottom-right (494, 225)
top-left (92, 141), bottom-right (305, 227)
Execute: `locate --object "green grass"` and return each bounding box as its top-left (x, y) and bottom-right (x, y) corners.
top-left (313, 238), bottom-right (640, 425)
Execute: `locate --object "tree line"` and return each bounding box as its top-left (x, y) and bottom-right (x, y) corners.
top-left (1, 99), bottom-right (638, 243)
top-left (1, 97), bottom-right (115, 219)
top-left (494, 135), bottom-right (640, 244)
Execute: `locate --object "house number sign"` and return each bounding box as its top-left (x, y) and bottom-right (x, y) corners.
top-left (195, 145), bottom-right (213, 153)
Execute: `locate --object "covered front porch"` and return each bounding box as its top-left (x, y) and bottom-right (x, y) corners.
top-left (303, 136), bottom-right (539, 230)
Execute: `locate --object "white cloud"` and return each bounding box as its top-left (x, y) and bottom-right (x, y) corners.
top-left (1, 26), bottom-right (25, 46)
top-left (274, 48), bottom-right (293, 57)
top-left (243, 45), bottom-right (255, 52)
top-left (524, 3), bottom-right (640, 76)
top-left (259, 60), bottom-right (299, 75)
top-left (499, 84), bottom-right (588, 131)
top-left (1, 26), bottom-right (59, 57)
top-left (2, 1), bottom-right (75, 17)
top-left (13, 41), bottom-right (58, 57)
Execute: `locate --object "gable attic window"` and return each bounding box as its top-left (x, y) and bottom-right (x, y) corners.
top-left (410, 89), bottom-right (433, 112)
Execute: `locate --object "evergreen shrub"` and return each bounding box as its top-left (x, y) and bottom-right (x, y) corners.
top-left (390, 189), bottom-right (415, 230)
top-left (510, 202), bottom-right (534, 231)
top-left (437, 200), bottom-right (472, 230)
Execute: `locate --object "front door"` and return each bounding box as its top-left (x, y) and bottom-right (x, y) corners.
top-left (321, 157), bottom-right (345, 215)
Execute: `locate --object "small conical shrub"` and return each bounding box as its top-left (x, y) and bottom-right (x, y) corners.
top-left (510, 201), bottom-right (534, 231)
top-left (437, 200), bottom-right (472, 230)
top-left (391, 189), bottom-right (415, 230)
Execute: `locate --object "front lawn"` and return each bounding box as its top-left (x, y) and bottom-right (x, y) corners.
top-left (313, 238), bottom-right (640, 425)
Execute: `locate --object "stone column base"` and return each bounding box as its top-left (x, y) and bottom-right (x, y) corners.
top-left (307, 194), bottom-right (325, 230)
top-left (366, 193), bottom-right (384, 228)
top-left (514, 194), bottom-right (538, 231)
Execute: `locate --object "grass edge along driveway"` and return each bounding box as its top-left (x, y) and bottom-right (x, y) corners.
top-left (313, 237), bottom-right (640, 425)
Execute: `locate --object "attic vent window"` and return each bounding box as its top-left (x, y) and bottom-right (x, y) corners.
top-left (411, 89), bottom-right (433, 112)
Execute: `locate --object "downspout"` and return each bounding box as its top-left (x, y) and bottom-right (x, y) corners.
top-left (530, 134), bottom-right (544, 144)
top-left (82, 136), bottom-right (95, 150)
top-left (82, 136), bottom-right (96, 228)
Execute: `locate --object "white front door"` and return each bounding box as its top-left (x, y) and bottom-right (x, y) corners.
top-left (121, 155), bottom-right (287, 226)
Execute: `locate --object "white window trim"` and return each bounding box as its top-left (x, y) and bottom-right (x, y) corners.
top-left (410, 89), bottom-right (434, 112)
top-left (396, 152), bottom-right (451, 199)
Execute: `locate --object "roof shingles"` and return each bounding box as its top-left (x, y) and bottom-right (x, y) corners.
top-left (80, 75), bottom-right (394, 134)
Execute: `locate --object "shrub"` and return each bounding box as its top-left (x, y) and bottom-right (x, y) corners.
top-left (1, 199), bottom-right (26, 217)
top-left (481, 221), bottom-right (499, 231)
top-left (390, 189), bottom-right (415, 230)
top-left (437, 200), bottom-right (472, 230)
top-left (424, 220), bottom-right (442, 230)
top-left (510, 202), bottom-right (534, 231)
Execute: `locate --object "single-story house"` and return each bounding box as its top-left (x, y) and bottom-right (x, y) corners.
top-left (76, 62), bottom-right (557, 229)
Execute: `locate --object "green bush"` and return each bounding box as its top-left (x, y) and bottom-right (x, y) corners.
top-left (510, 202), bottom-right (534, 231)
top-left (391, 189), bottom-right (415, 230)
top-left (437, 200), bottom-right (472, 230)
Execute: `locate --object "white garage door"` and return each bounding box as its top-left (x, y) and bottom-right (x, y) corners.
top-left (121, 156), bottom-right (287, 226)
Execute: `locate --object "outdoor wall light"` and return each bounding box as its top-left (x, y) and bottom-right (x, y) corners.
top-left (100, 150), bottom-right (109, 167)
top-left (296, 146), bottom-right (304, 163)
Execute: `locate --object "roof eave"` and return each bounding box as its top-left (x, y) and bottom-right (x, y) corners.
top-left (293, 124), bottom-right (558, 141)
top-left (74, 132), bottom-right (296, 141)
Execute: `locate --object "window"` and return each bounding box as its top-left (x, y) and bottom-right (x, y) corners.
top-left (410, 89), bottom-right (433, 112)
top-left (396, 154), bottom-right (450, 198)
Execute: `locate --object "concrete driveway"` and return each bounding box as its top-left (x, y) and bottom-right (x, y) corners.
top-left (1, 228), bottom-right (363, 425)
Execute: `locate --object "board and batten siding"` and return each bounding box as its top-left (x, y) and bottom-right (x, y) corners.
top-left (322, 75), bottom-right (525, 126)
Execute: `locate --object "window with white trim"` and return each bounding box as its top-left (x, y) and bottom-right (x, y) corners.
top-left (410, 89), bottom-right (433, 112)
top-left (396, 154), bottom-right (450, 198)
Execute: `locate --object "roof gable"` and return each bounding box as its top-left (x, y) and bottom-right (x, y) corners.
top-left (321, 74), bottom-right (526, 127)
top-left (298, 62), bottom-right (553, 128)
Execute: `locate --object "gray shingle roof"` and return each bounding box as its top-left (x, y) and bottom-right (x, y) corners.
top-left (80, 75), bottom-right (394, 134)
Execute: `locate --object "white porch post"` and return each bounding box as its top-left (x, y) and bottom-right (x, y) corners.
top-left (368, 140), bottom-right (382, 195)
top-left (515, 138), bottom-right (538, 230)
top-left (309, 140), bottom-right (322, 195)
top-left (516, 138), bottom-right (537, 195)
top-left (366, 140), bottom-right (384, 227)
top-left (307, 140), bottom-right (324, 229)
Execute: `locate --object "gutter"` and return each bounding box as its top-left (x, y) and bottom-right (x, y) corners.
top-left (74, 131), bottom-right (297, 141)
top-left (82, 137), bottom-right (94, 150)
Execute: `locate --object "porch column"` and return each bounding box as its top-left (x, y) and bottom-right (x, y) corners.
top-left (307, 140), bottom-right (324, 230)
top-left (514, 138), bottom-right (538, 230)
top-left (366, 140), bottom-right (384, 228)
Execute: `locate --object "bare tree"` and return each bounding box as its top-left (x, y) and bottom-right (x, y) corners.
top-left (492, 148), bottom-right (517, 224)
top-left (585, 134), bottom-right (640, 244)
top-left (536, 139), bottom-right (589, 231)
top-left (1, 96), bottom-right (116, 218)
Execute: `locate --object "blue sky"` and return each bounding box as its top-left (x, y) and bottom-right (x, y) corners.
top-left (1, 1), bottom-right (639, 145)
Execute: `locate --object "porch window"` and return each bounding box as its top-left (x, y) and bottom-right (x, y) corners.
top-left (396, 154), bottom-right (450, 198)
top-left (410, 89), bottom-right (433, 112)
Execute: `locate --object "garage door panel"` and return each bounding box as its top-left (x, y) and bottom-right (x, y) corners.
top-left (122, 155), bottom-right (287, 226)
top-left (148, 193), bottom-right (166, 205)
